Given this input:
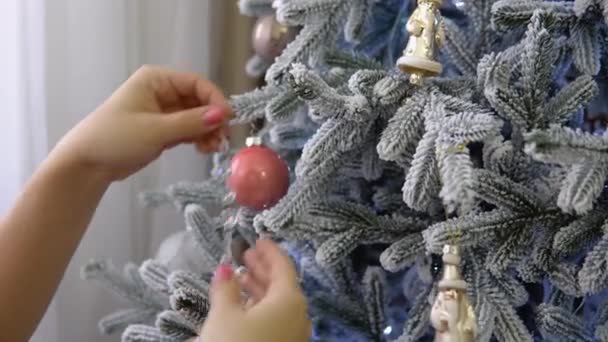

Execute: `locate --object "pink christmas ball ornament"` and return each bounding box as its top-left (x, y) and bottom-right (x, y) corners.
top-left (227, 140), bottom-right (290, 210)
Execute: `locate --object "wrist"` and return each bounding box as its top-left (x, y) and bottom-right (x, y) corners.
top-left (43, 149), bottom-right (113, 192)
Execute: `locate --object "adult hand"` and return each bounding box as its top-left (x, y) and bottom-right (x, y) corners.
top-left (199, 239), bottom-right (312, 342)
top-left (52, 65), bottom-right (232, 181)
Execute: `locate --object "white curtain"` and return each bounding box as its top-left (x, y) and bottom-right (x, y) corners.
top-left (0, 1), bottom-right (248, 341)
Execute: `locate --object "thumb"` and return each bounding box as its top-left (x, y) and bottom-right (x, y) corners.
top-left (158, 105), bottom-right (229, 143)
top-left (209, 264), bottom-right (243, 315)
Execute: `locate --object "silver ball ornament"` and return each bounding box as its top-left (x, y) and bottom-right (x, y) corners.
top-left (252, 15), bottom-right (297, 62)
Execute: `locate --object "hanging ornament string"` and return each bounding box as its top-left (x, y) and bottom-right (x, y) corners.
top-left (218, 109), bottom-right (254, 266)
top-left (219, 9), bottom-right (295, 299)
top-left (219, 105), bottom-right (289, 269)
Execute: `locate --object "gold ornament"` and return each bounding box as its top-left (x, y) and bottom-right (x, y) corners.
top-left (430, 245), bottom-right (477, 342)
top-left (397, 0), bottom-right (445, 85)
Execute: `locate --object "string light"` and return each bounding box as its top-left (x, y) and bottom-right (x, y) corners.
top-left (384, 326), bottom-right (393, 335)
top-left (454, 0), bottom-right (466, 9)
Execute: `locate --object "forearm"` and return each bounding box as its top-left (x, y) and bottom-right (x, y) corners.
top-left (0, 154), bottom-right (109, 341)
top-left (0, 65), bottom-right (231, 340)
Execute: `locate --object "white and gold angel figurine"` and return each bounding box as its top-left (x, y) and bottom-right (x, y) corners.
top-left (430, 245), bottom-right (476, 342)
top-left (397, 0), bottom-right (445, 85)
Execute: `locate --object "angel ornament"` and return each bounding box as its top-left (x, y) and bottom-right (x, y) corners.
top-left (397, 0), bottom-right (445, 85)
top-left (430, 245), bottom-right (476, 342)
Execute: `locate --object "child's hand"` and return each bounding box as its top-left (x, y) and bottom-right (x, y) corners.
top-left (52, 65), bottom-right (232, 181)
top-left (199, 239), bottom-right (312, 342)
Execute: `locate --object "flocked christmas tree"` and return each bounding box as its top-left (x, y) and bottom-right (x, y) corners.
top-left (84, 0), bottom-right (608, 341)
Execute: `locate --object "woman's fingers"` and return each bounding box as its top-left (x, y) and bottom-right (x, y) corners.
top-left (208, 264), bottom-right (244, 316)
top-left (162, 69), bottom-right (229, 109)
top-left (254, 240), bottom-right (299, 290)
top-left (154, 105), bottom-right (229, 146)
top-left (243, 248), bottom-right (271, 288)
top-left (137, 66), bottom-right (233, 152)
top-left (236, 267), bottom-right (266, 303)
top-left (195, 133), bottom-right (224, 153)
top-left (238, 240), bottom-right (302, 309)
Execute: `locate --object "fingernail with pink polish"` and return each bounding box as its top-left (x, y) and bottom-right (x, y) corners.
top-left (214, 264), bottom-right (233, 282)
top-left (203, 107), bottom-right (226, 126)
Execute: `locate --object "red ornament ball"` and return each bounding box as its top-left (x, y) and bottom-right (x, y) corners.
top-left (227, 145), bottom-right (289, 210)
